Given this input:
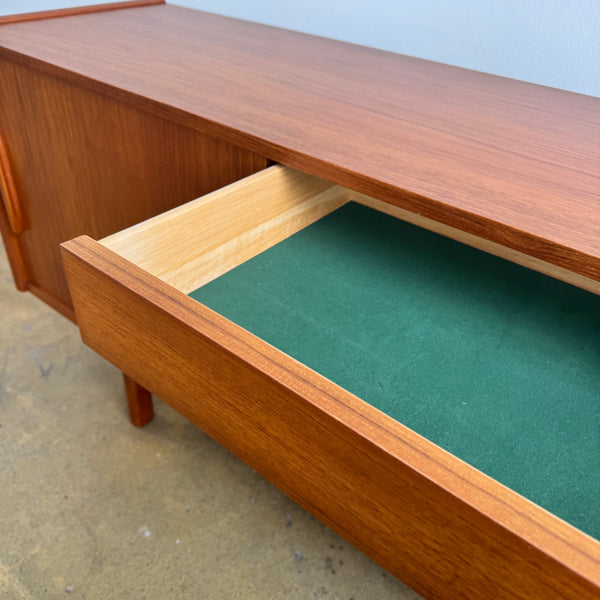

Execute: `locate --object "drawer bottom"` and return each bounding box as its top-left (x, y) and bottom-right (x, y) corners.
top-left (190, 201), bottom-right (600, 541)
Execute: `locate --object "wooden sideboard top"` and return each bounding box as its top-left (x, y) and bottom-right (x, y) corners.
top-left (1, 3), bottom-right (599, 280)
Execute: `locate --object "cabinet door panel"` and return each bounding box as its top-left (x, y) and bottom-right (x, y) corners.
top-left (0, 59), bottom-right (266, 318)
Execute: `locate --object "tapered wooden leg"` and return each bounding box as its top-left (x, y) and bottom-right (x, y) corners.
top-left (123, 373), bottom-right (154, 427)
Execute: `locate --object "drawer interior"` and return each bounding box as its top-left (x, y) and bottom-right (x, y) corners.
top-left (101, 166), bottom-right (350, 294)
top-left (101, 165), bottom-right (600, 541)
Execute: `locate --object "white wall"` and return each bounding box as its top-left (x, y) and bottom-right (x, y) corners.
top-left (2, 0), bottom-right (599, 97)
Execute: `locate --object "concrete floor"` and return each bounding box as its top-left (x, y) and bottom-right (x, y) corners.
top-left (0, 244), bottom-right (423, 600)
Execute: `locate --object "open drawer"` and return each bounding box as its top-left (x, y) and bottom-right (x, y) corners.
top-left (61, 165), bottom-right (600, 600)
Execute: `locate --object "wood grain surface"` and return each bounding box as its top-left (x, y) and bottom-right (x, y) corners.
top-left (2, 4), bottom-right (598, 280)
top-left (0, 58), bottom-right (266, 316)
top-left (62, 235), bottom-right (600, 600)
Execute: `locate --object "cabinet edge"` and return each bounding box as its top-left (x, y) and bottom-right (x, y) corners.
top-left (0, 0), bottom-right (164, 25)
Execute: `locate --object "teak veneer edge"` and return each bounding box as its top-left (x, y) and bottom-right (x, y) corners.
top-left (0, 0), bottom-right (165, 24)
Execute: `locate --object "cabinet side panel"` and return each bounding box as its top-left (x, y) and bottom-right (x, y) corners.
top-left (0, 58), bottom-right (266, 313)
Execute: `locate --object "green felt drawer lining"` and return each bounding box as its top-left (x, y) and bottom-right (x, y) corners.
top-left (189, 202), bottom-right (600, 540)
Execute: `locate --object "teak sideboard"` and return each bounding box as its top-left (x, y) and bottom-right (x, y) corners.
top-left (1, 2), bottom-right (599, 599)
